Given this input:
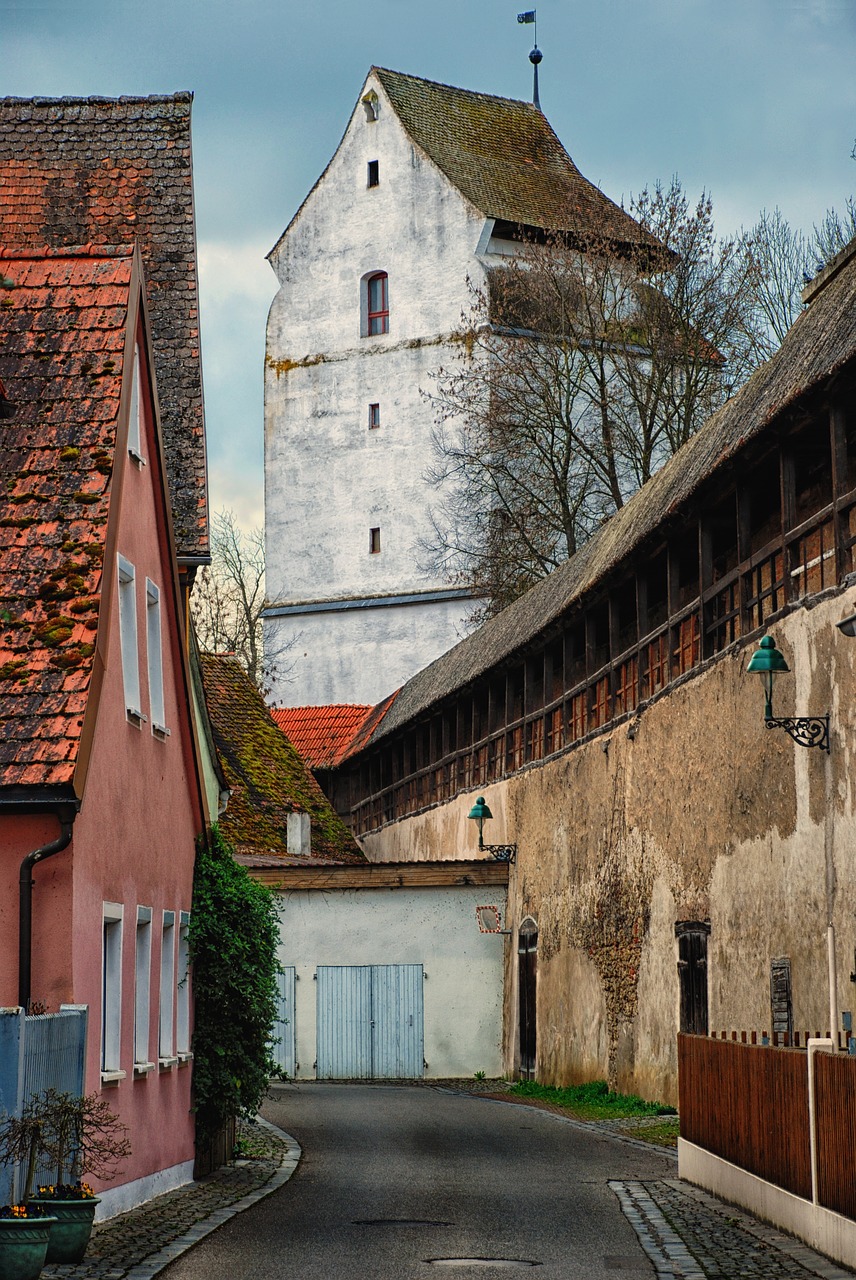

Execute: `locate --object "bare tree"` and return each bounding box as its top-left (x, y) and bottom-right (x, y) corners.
top-left (191, 509), bottom-right (288, 692)
top-left (812, 196), bottom-right (856, 267)
top-left (424, 178), bottom-right (764, 618)
top-left (742, 195), bottom-right (856, 360)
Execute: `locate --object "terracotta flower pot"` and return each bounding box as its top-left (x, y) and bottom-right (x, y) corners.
top-left (0, 1213), bottom-right (57, 1280)
top-left (30, 1197), bottom-right (99, 1264)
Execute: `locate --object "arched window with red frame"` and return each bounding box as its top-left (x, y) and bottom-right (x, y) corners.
top-left (366, 272), bottom-right (389, 335)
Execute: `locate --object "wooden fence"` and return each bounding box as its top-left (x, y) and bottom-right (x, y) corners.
top-left (679, 1033), bottom-right (856, 1219)
top-left (194, 1116), bottom-right (236, 1179)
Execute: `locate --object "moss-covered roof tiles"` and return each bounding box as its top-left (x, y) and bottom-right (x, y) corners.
top-left (0, 247), bottom-right (133, 788)
top-left (0, 94), bottom-right (208, 562)
top-left (201, 654), bottom-right (365, 864)
top-left (373, 67), bottom-right (659, 251)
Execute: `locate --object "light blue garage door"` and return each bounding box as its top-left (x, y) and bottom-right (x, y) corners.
top-left (272, 966), bottom-right (296, 1078)
top-left (316, 964), bottom-right (424, 1079)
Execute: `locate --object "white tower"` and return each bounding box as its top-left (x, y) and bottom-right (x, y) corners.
top-left (263, 68), bottom-right (652, 707)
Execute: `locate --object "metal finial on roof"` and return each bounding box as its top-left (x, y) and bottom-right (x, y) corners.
top-left (517, 10), bottom-right (542, 110)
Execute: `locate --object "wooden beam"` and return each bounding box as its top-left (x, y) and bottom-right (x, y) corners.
top-left (246, 859), bottom-right (511, 891)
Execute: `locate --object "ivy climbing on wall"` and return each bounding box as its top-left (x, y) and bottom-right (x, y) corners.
top-left (188, 825), bottom-right (280, 1141)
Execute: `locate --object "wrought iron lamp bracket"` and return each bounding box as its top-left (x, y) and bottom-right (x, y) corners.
top-left (765, 715), bottom-right (830, 753)
top-left (484, 843), bottom-right (517, 864)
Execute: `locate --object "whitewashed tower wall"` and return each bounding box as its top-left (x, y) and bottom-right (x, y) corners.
top-left (264, 71), bottom-right (490, 706)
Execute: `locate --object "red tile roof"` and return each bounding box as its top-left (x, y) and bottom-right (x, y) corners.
top-left (270, 704), bottom-right (373, 769)
top-left (201, 656), bottom-right (365, 864)
top-left (0, 94), bottom-right (208, 561)
top-left (0, 247), bottom-right (133, 789)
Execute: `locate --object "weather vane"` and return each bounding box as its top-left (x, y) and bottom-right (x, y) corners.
top-left (517, 10), bottom-right (542, 110)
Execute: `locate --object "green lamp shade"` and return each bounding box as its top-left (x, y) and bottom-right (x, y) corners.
top-left (468, 796), bottom-right (493, 822)
top-left (746, 635), bottom-right (790, 675)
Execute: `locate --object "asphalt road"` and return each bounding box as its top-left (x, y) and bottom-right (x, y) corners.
top-left (162, 1083), bottom-right (674, 1279)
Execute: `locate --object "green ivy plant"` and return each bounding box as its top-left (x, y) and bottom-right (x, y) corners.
top-left (188, 825), bottom-right (280, 1142)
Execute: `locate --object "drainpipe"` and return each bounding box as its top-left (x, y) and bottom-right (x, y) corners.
top-left (18, 808), bottom-right (76, 1010)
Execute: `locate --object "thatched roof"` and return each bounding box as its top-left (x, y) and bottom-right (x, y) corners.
top-left (363, 238), bottom-right (856, 746)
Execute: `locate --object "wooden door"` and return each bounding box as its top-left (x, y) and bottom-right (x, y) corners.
top-left (518, 923), bottom-right (538, 1078)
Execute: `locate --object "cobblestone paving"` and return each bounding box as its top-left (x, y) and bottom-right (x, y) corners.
top-left (613, 1179), bottom-right (856, 1280)
top-left (41, 1119), bottom-right (300, 1280)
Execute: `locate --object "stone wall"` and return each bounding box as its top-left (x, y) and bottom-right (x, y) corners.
top-left (359, 585), bottom-right (856, 1105)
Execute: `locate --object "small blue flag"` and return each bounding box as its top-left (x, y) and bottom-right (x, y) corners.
top-left (517, 10), bottom-right (536, 23)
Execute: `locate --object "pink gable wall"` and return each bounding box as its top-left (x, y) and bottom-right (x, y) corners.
top-left (0, 294), bottom-right (205, 1198)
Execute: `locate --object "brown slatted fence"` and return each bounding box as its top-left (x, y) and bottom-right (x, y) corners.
top-left (679, 1033), bottom-right (811, 1200)
top-left (194, 1115), bottom-right (236, 1179)
top-left (815, 1050), bottom-right (856, 1219)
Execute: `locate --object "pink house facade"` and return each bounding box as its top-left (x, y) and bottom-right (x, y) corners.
top-left (0, 246), bottom-right (208, 1216)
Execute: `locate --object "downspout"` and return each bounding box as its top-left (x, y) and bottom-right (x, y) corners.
top-left (18, 807), bottom-right (76, 1010)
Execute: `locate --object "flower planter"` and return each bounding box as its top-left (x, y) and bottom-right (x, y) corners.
top-left (30, 1197), bottom-right (99, 1264)
top-left (0, 1214), bottom-right (57, 1280)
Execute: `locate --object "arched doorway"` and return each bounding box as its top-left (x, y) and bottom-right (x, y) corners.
top-left (518, 919), bottom-right (538, 1078)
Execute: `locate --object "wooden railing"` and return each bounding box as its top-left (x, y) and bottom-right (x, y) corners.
top-left (679, 1033), bottom-right (856, 1219)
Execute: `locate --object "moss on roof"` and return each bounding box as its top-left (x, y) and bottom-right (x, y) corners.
top-left (200, 654), bottom-right (365, 865)
top-left (373, 67), bottom-right (660, 251)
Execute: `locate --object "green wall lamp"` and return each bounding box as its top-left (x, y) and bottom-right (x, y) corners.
top-left (467, 796), bottom-right (517, 863)
top-left (746, 635), bottom-right (830, 752)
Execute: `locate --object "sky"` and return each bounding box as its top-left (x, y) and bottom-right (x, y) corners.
top-left (3, 0), bottom-right (855, 530)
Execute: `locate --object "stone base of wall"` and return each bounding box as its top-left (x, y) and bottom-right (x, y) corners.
top-left (678, 1138), bottom-right (856, 1271)
top-left (94, 1159), bottom-right (195, 1221)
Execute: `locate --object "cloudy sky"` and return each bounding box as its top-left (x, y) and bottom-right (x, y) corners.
top-left (3, 0), bottom-right (854, 529)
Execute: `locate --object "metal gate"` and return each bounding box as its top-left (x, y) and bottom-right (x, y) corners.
top-left (272, 967), bottom-right (296, 1078)
top-left (316, 964), bottom-right (424, 1079)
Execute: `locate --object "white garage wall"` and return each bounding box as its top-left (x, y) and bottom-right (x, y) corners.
top-left (275, 883), bottom-right (507, 1079)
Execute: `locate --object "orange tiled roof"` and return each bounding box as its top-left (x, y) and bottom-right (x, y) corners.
top-left (270, 704), bottom-right (373, 769)
top-left (0, 94), bottom-right (208, 561)
top-left (201, 655), bottom-right (365, 864)
top-left (0, 246), bottom-right (133, 789)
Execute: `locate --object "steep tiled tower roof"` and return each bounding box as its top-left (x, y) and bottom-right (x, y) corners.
top-left (0, 94), bottom-right (208, 563)
top-left (200, 655), bottom-right (365, 865)
top-left (373, 68), bottom-right (660, 253)
top-left (0, 247), bottom-right (134, 788)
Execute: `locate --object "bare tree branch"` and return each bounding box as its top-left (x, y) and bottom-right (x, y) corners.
top-left (191, 509), bottom-right (291, 694)
top-left (423, 179), bottom-right (763, 619)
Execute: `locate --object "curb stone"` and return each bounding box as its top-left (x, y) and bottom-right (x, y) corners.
top-left (613, 1178), bottom-right (856, 1279)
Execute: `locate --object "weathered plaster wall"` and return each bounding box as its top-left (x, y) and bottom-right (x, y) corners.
top-left (264, 70), bottom-right (491, 705)
top-left (276, 882), bottom-right (506, 1078)
top-left (267, 596), bottom-right (471, 707)
top-left (356, 589), bottom-right (856, 1106)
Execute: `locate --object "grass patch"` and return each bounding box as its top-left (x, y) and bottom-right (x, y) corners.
top-left (508, 1079), bottom-right (677, 1120)
top-left (614, 1118), bottom-right (680, 1148)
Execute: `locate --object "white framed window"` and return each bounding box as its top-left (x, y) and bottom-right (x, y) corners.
top-left (101, 903), bottom-right (125, 1082)
top-left (146, 579), bottom-right (169, 737)
top-left (134, 907), bottom-right (154, 1073)
top-left (127, 344), bottom-right (146, 465)
top-left (117, 555), bottom-right (143, 723)
top-left (176, 911), bottom-right (191, 1059)
top-left (159, 910), bottom-right (176, 1065)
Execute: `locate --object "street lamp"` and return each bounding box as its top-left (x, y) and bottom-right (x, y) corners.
top-left (467, 796), bottom-right (517, 863)
top-left (746, 635), bottom-right (830, 752)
